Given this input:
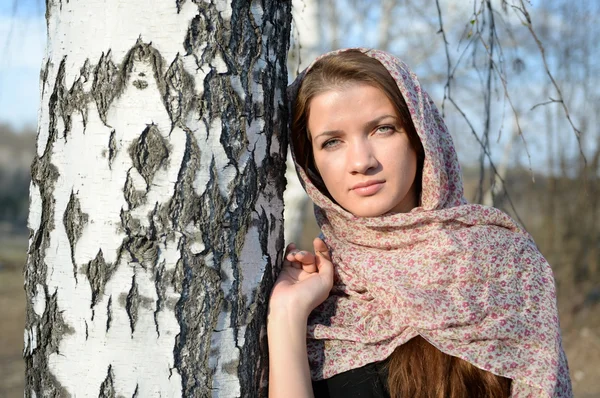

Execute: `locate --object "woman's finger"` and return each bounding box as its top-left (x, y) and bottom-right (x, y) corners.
top-left (290, 251), bottom-right (315, 273)
top-left (292, 251), bottom-right (314, 263)
top-left (285, 243), bottom-right (300, 263)
top-left (313, 238), bottom-right (331, 261)
top-left (313, 238), bottom-right (334, 286)
top-left (285, 242), bottom-right (297, 256)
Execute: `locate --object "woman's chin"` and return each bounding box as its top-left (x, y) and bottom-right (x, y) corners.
top-left (341, 197), bottom-right (416, 218)
top-left (344, 204), bottom-right (396, 218)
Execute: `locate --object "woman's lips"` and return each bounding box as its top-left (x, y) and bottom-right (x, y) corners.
top-left (351, 180), bottom-right (384, 196)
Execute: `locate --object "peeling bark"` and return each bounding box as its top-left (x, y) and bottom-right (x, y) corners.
top-left (92, 51), bottom-right (120, 124)
top-left (129, 124), bottom-right (170, 187)
top-left (26, 0), bottom-right (291, 396)
top-left (63, 191), bottom-right (88, 282)
top-left (84, 250), bottom-right (116, 311)
top-left (99, 365), bottom-right (116, 398)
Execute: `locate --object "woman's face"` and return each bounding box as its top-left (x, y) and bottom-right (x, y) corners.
top-left (308, 83), bottom-right (418, 217)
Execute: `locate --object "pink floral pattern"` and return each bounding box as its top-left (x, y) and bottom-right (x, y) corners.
top-left (287, 49), bottom-right (572, 397)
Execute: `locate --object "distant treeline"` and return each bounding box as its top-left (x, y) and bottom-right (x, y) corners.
top-left (0, 124), bottom-right (36, 233)
top-left (0, 168), bottom-right (30, 230)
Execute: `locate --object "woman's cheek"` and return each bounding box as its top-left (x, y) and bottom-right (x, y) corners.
top-left (317, 154), bottom-right (342, 192)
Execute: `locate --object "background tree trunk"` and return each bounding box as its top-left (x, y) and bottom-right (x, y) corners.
top-left (24, 1), bottom-right (291, 396)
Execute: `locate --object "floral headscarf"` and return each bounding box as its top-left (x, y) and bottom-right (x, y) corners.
top-left (287, 48), bottom-right (572, 397)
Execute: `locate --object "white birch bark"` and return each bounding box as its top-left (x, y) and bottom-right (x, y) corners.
top-left (284, 0), bottom-right (319, 246)
top-left (24, 1), bottom-right (291, 397)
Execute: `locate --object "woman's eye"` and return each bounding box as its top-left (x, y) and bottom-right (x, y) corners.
top-left (375, 125), bottom-right (395, 134)
top-left (322, 139), bottom-right (341, 149)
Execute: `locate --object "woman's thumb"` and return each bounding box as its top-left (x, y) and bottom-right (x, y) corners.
top-left (313, 238), bottom-right (331, 260)
top-left (313, 238), bottom-right (333, 282)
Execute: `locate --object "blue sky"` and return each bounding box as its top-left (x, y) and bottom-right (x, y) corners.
top-left (0, 0), bottom-right (45, 130)
top-left (0, 0), bottom-right (44, 16)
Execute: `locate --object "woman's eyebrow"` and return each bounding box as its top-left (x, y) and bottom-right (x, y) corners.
top-left (312, 130), bottom-right (343, 141)
top-left (364, 114), bottom-right (398, 128)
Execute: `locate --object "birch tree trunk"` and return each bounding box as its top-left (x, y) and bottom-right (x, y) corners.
top-left (24, 1), bottom-right (291, 397)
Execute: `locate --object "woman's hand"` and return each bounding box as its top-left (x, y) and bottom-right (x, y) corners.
top-left (269, 238), bottom-right (334, 320)
top-left (267, 238), bottom-right (333, 398)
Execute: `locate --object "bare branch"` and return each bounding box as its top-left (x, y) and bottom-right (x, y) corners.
top-left (512, 0), bottom-right (586, 163)
top-left (530, 98), bottom-right (562, 111)
top-left (435, 0), bottom-right (527, 225)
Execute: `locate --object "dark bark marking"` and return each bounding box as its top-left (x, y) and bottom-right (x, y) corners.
top-left (80, 59), bottom-right (92, 83)
top-left (165, 55), bottom-right (197, 127)
top-left (154, 261), bottom-right (167, 337)
top-left (119, 208), bottom-right (140, 238)
top-left (43, 57), bottom-right (67, 158)
top-left (173, 252), bottom-right (223, 397)
top-left (216, 77), bottom-right (249, 165)
top-left (131, 384), bottom-right (139, 398)
top-left (108, 129), bottom-right (117, 168)
top-left (132, 79), bottom-right (148, 90)
top-left (65, 75), bottom-right (90, 132)
top-left (184, 14), bottom-right (208, 56)
top-left (222, 158), bottom-right (261, 354)
top-left (172, 258), bottom-right (185, 293)
top-left (98, 365), bottom-right (116, 398)
top-left (199, 159), bottom-right (228, 253)
top-left (165, 135), bottom-right (228, 395)
top-left (123, 236), bottom-right (159, 269)
top-left (37, 55), bottom-right (90, 143)
top-left (40, 58), bottom-right (51, 98)
top-left (270, 213), bottom-right (277, 233)
top-left (28, 158), bottom-right (60, 259)
top-left (257, 208), bottom-right (269, 258)
top-left (47, 291), bottom-right (76, 353)
top-left (92, 51), bottom-right (120, 125)
top-left (106, 295), bottom-right (113, 332)
top-left (25, 289), bottom-right (74, 397)
top-left (125, 274), bottom-right (140, 335)
top-left (63, 190), bottom-right (89, 283)
top-left (43, 55), bottom-right (89, 139)
top-left (128, 124), bottom-right (170, 187)
top-left (176, 0), bottom-right (188, 14)
top-left (164, 128), bottom-right (200, 232)
top-left (84, 249), bottom-right (116, 310)
top-left (123, 171), bottom-right (146, 209)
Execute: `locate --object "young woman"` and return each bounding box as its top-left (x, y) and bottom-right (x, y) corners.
top-left (267, 49), bottom-right (572, 398)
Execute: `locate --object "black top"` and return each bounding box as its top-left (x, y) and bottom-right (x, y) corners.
top-left (312, 361), bottom-right (389, 398)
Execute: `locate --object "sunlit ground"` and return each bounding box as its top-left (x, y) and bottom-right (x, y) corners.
top-left (0, 235), bottom-right (27, 398)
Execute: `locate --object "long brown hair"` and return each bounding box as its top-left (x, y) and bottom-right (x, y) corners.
top-left (291, 50), bottom-right (424, 201)
top-left (386, 336), bottom-right (511, 397)
top-left (291, 50), bottom-right (512, 397)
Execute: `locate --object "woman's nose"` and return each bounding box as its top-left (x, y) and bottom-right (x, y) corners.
top-left (348, 140), bottom-right (378, 174)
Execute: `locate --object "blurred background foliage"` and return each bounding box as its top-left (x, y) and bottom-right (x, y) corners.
top-left (1, 0), bottom-right (599, 397)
